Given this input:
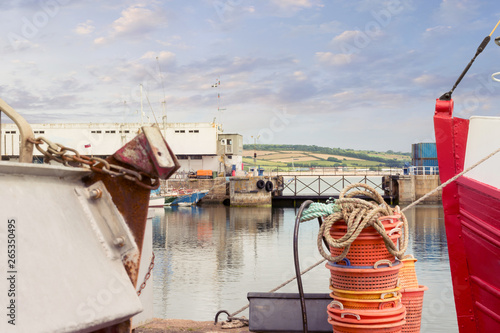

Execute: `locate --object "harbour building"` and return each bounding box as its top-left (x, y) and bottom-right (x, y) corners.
top-left (0, 122), bottom-right (243, 176)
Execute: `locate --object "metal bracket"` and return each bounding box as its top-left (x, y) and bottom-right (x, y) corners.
top-left (75, 180), bottom-right (139, 260)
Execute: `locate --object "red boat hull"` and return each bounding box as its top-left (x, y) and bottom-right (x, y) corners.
top-left (434, 99), bottom-right (500, 332)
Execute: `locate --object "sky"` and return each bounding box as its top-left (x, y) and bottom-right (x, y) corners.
top-left (1, 0), bottom-right (500, 152)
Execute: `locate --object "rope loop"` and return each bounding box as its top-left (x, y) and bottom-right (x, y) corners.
top-left (313, 183), bottom-right (409, 262)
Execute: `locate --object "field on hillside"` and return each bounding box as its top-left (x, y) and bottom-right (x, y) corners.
top-left (242, 150), bottom-right (363, 162)
top-left (241, 147), bottom-right (410, 169)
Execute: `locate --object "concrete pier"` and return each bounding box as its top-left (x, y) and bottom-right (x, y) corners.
top-left (229, 177), bottom-right (274, 206)
top-left (384, 175), bottom-right (442, 204)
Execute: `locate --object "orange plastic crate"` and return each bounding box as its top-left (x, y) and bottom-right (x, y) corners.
top-left (329, 316), bottom-right (405, 333)
top-left (330, 291), bottom-right (402, 310)
top-left (329, 233), bottom-right (399, 266)
top-left (399, 255), bottom-right (419, 289)
top-left (327, 300), bottom-right (406, 324)
top-left (401, 285), bottom-right (428, 333)
top-left (326, 260), bottom-right (402, 291)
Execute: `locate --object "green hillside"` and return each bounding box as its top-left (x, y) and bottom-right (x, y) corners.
top-left (242, 144), bottom-right (410, 169)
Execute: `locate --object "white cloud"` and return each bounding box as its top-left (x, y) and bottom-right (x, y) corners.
top-left (270, 0), bottom-right (316, 9)
top-left (436, 0), bottom-right (479, 25)
top-left (267, 0), bottom-right (323, 15)
top-left (333, 30), bottom-right (362, 43)
top-left (333, 29), bottom-right (383, 44)
top-left (5, 36), bottom-right (40, 52)
top-left (94, 4), bottom-right (166, 44)
top-left (423, 25), bottom-right (452, 37)
top-left (315, 51), bottom-right (353, 66)
top-left (141, 50), bottom-right (176, 65)
top-left (293, 71), bottom-right (307, 81)
top-left (413, 74), bottom-right (435, 85)
top-left (93, 37), bottom-right (106, 45)
top-left (74, 20), bottom-right (95, 35)
top-left (290, 20), bottom-right (342, 35)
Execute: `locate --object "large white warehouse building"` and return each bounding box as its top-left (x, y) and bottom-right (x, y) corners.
top-left (1, 122), bottom-right (243, 175)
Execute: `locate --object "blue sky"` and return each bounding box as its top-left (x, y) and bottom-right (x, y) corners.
top-left (1, 0), bottom-right (500, 152)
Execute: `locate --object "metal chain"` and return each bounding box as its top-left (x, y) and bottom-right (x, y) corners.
top-left (137, 252), bottom-right (155, 296)
top-left (28, 137), bottom-right (159, 189)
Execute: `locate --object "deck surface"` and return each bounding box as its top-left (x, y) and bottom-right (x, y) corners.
top-left (134, 319), bottom-right (251, 333)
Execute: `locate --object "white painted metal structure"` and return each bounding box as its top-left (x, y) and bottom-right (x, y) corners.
top-left (132, 209), bottom-right (155, 329)
top-left (0, 162), bottom-right (143, 333)
top-left (463, 116), bottom-right (500, 189)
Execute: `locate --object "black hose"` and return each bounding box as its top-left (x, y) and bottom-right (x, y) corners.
top-left (293, 200), bottom-right (314, 333)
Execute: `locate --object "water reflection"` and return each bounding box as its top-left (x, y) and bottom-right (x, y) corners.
top-left (402, 205), bottom-right (457, 333)
top-left (152, 205), bottom-right (458, 332)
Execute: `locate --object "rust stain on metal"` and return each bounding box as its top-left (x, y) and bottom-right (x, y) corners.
top-left (114, 126), bottom-right (180, 179)
top-left (122, 251), bottom-right (141, 287)
top-left (113, 132), bottom-right (154, 176)
top-left (85, 127), bottom-right (180, 333)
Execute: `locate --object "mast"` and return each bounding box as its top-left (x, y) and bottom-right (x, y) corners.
top-left (140, 84), bottom-right (144, 126)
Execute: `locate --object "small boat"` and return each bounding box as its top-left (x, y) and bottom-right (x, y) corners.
top-left (149, 187), bottom-right (166, 207)
top-left (149, 195), bottom-right (167, 207)
top-left (164, 194), bottom-right (178, 205)
top-left (170, 189), bottom-right (208, 206)
top-left (434, 26), bottom-right (500, 332)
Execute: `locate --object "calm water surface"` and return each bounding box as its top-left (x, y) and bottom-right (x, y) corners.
top-left (152, 204), bottom-right (458, 333)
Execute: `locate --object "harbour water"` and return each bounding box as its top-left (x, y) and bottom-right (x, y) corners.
top-left (152, 204), bottom-right (458, 333)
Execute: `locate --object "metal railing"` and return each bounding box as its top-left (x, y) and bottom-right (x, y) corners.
top-left (405, 166), bottom-right (439, 175)
top-left (279, 175), bottom-right (385, 197)
top-left (266, 166), bottom-right (403, 177)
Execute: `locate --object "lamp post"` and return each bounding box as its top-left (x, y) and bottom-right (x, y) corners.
top-left (251, 135), bottom-right (260, 174)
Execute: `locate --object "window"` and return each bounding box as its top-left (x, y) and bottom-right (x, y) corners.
top-left (180, 130), bottom-right (185, 133)
top-left (194, 130), bottom-right (199, 133)
top-left (190, 155), bottom-right (202, 160)
top-left (177, 155), bottom-right (188, 159)
top-left (227, 139), bottom-right (232, 145)
top-left (189, 130), bottom-right (194, 133)
top-left (110, 130), bottom-right (116, 133)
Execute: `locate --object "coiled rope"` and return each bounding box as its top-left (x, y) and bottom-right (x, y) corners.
top-left (311, 183), bottom-right (409, 262)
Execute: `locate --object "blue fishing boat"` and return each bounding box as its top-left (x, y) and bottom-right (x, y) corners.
top-left (170, 190), bottom-right (208, 206)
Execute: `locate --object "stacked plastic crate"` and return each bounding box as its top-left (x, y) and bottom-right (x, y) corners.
top-left (326, 215), bottom-right (407, 333)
